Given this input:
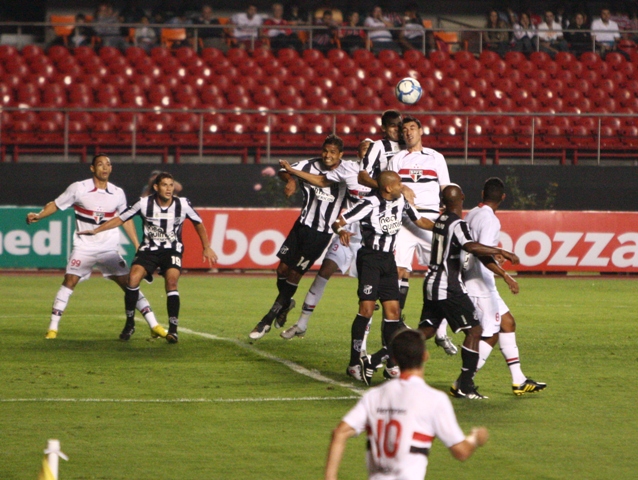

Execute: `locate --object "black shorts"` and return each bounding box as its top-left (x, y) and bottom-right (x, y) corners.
top-left (133, 249), bottom-right (182, 277)
top-left (277, 221), bottom-right (333, 274)
top-left (419, 294), bottom-right (480, 333)
top-left (356, 248), bottom-right (399, 302)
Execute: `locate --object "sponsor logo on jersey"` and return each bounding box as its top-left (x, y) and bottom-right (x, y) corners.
top-left (146, 224), bottom-right (168, 241)
top-left (313, 187), bottom-right (336, 203)
top-left (379, 215), bottom-right (402, 235)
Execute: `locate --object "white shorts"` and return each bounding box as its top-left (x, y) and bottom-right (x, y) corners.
top-left (324, 223), bottom-right (362, 277)
top-left (66, 249), bottom-right (129, 282)
top-left (470, 294), bottom-right (501, 337)
top-left (496, 292), bottom-right (510, 317)
top-left (394, 219), bottom-right (433, 271)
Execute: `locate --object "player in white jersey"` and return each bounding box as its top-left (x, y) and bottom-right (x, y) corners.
top-left (325, 329), bottom-right (488, 480)
top-left (79, 172), bottom-right (217, 343)
top-left (464, 177), bottom-right (546, 395)
top-left (277, 139), bottom-right (373, 340)
top-left (388, 115), bottom-right (458, 356)
top-left (25, 155), bottom-right (166, 340)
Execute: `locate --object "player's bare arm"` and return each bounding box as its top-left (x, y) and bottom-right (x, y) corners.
top-left (479, 256), bottom-right (519, 294)
top-left (357, 170), bottom-right (378, 189)
top-left (279, 159), bottom-right (332, 188)
top-left (26, 201), bottom-right (59, 224)
top-left (325, 421), bottom-right (357, 480)
top-left (121, 219), bottom-right (140, 251)
top-left (463, 242), bottom-right (520, 266)
top-left (194, 223), bottom-right (218, 266)
top-left (332, 216), bottom-right (352, 247)
top-left (401, 184), bottom-right (416, 205)
top-left (77, 216), bottom-right (124, 236)
top-left (278, 169), bottom-right (298, 198)
top-left (413, 216), bottom-right (434, 231)
top-left (449, 426), bottom-right (489, 461)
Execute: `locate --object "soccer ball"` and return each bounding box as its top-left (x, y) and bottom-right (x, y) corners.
top-left (395, 77), bottom-right (423, 105)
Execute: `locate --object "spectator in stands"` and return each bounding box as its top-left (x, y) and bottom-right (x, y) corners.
top-left (484, 8), bottom-right (510, 57)
top-left (193, 4), bottom-right (226, 51)
top-left (284, 4), bottom-right (308, 26)
top-left (165, 10), bottom-right (193, 48)
top-left (94, 2), bottom-right (126, 49)
top-left (135, 15), bottom-right (157, 52)
top-left (339, 11), bottom-right (366, 54)
top-left (399, 3), bottom-right (431, 53)
top-left (364, 6), bottom-right (402, 53)
top-left (511, 11), bottom-right (536, 54)
top-left (59, 13), bottom-right (96, 48)
top-left (313, 9), bottom-right (338, 53)
top-left (263, 3), bottom-right (302, 52)
top-left (537, 10), bottom-right (568, 57)
top-left (564, 12), bottom-right (592, 57)
top-left (591, 7), bottom-right (624, 59)
top-left (231, 4), bottom-right (264, 50)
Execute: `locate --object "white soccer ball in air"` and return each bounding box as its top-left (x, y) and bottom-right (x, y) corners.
top-left (395, 77), bottom-right (423, 105)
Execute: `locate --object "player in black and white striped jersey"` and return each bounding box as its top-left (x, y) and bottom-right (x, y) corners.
top-left (249, 135), bottom-right (349, 340)
top-left (80, 172), bottom-right (217, 344)
top-left (418, 184), bottom-right (519, 399)
top-left (276, 139), bottom-right (373, 340)
top-left (333, 171), bottom-right (434, 385)
top-left (357, 110), bottom-right (403, 189)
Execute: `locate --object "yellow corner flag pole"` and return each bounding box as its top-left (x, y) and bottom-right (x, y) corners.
top-left (38, 439), bottom-right (68, 480)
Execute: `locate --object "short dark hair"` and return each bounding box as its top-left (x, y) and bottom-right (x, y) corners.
top-left (323, 134), bottom-right (344, 152)
top-left (401, 115), bottom-right (422, 129)
top-left (153, 172), bottom-right (174, 186)
top-left (91, 154), bottom-right (109, 166)
top-left (391, 329), bottom-right (426, 370)
top-left (483, 177), bottom-right (505, 202)
top-left (381, 109), bottom-right (402, 127)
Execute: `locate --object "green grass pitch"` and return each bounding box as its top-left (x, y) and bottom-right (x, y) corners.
top-left (1, 273), bottom-right (637, 479)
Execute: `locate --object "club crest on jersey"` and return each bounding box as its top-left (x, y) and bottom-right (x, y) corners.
top-left (379, 215), bottom-right (402, 235)
top-left (363, 285), bottom-right (373, 295)
top-left (93, 211), bottom-right (104, 223)
top-left (409, 169), bottom-right (423, 182)
top-left (279, 245), bottom-right (289, 255)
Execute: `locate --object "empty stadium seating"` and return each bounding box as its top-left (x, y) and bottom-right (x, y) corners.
top-left (0, 44), bottom-right (636, 163)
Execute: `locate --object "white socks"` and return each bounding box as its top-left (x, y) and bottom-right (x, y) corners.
top-left (499, 332), bottom-right (526, 385)
top-left (136, 291), bottom-right (159, 328)
top-left (435, 319), bottom-right (450, 339)
top-left (477, 340), bottom-right (494, 370)
top-left (49, 285), bottom-right (73, 331)
top-left (296, 275), bottom-right (329, 331)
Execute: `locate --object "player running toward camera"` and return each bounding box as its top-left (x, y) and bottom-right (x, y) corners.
top-left (277, 139), bottom-right (373, 340)
top-left (418, 184), bottom-right (520, 400)
top-left (464, 177), bottom-right (546, 395)
top-left (333, 171), bottom-right (434, 385)
top-left (26, 155), bottom-right (166, 340)
top-left (79, 172), bottom-right (217, 344)
top-left (325, 329), bottom-right (489, 480)
top-left (249, 135), bottom-right (348, 340)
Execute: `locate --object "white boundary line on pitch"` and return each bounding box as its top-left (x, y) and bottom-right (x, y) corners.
top-left (0, 396), bottom-right (359, 404)
top-left (175, 325), bottom-right (365, 396)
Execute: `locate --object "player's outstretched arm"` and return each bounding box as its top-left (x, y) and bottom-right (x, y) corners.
top-left (121, 219), bottom-right (140, 251)
top-left (414, 216), bottom-right (434, 231)
top-left (463, 242), bottom-right (520, 266)
top-left (278, 169), bottom-right (298, 198)
top-left (77, 217), bottom-right (124, 236)
top-left (279, 159), bottom-right (333, 187)
top-left (449, 426), bottom-right (489, 462)
top-left (26, 201), bottom-right (58, 224)
top-left (357, 170), bottom-right (378, 189)
top-left (194, 223), bottom-right (218, 266)
top-left (479, 257), bottom-right (519, 294)
top-left (325, 421), bottom-right (356, 480)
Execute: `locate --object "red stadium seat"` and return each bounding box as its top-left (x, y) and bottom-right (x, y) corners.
top-left (581, 51), bottom-right (601, 70)
top-left (454, 50), bottom-right (474, 68)
top-left (403, 49), bottom-right (425, 68)
top-left (479, 50), bottom-right (499, 67)
top-left (605, 52), bottom-right (626, 70)
top-left (429, 50), bottom-right (449, 68)
top-left (530, 51), bottom-right (552, 68)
